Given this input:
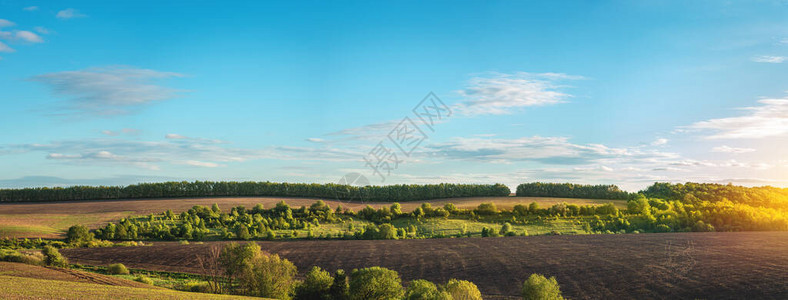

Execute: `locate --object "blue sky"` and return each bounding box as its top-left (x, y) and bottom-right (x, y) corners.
top-left (1, 1), bottom-right (788, 191)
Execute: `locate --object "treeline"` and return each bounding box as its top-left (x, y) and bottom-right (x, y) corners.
top-left (0, 181), bottom-right (511, 203)
top-left (193, 242), bottom-right (563, 300)
top-left (516, 182), bottom-right (634, 200)
top-left (641, 182), bottom-right (788, 210)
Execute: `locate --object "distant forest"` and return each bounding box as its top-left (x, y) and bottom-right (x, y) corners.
top-left (0, 181), bottom-right (510, 203)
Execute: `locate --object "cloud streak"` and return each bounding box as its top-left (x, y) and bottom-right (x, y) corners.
top-left (455, 72), bottom-right (581, 115)
top-left (56, 8), bottom-right (86, 19)
top-left (752, 55), bottom-right (786, 63)
top-left (684, 98), bottom-right (788, 139)
top-left (31, 66), bottom-right (185, 117)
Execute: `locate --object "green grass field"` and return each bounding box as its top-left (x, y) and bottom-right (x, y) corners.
top-left (0, 275), bottom-right (261, 300)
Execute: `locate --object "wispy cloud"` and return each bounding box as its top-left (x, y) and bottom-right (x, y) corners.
top-left (34, 27), bottom-right (50, 35)
top-left (101, 128), bottom-right (140, 136)
top-left (56, 8), bottom-right (86, 20)
top-left (0, 19), bottom-right (15, 27)
top-left (0, 41), bottom-right (14, 53)
top-left (423, 136), bottom-right (676, 165)
top-left (751, 55), bottom-right (786, 63)
top-left (455, 72), bottom-right (582, 115)
top-left (15, 30), bottom-right (43, 43)
top-left (184, 160), bottom-right (224, 168)
top-left (684, 97), bottom-right (788, 139)
top-left (30, 66), bottom-right (185, 117)
top-left (711, 145), bottom-right (756, 154)
top-left (651, 138), bottom-right (668, 146)
top-left (23, 6), bottom-right (39, 11)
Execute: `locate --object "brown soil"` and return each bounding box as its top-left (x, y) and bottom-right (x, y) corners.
top-left (61, 232), bottom-right (788, 299)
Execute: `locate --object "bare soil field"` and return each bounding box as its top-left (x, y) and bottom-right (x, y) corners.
top-left (61, 232), bottom-right (788, 299)
top-left (0, 196), bottom-right (623, 238)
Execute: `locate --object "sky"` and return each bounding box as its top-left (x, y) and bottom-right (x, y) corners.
top-left (1, 1), bottom-right (788, 191)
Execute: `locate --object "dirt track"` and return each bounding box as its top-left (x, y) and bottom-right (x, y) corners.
top-left (61, 232), bottom-right (788, 299)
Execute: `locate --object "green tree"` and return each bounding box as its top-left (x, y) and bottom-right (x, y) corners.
top-left (443, 279), bottom-right (482, 300)
top-left (521, 274), bottom-right (564, 300)
top-left (295, 266), bottom-right (333, 300)
top-left (475, 203), bottom-right (498, 215)
top-left (390, 203), bottom-right (403, 216)
top-left (236, 225), bottom-right (252, 240)
top-left (499, 222), bottom-right (514, 236)
top-left (329, 269), bottom-right (350, 300)
top-left (65, 225), bottom-right (93, 245)
top-left (404, 279), bottom-right (441, 300)
top-left (42, 246), bottom-right (67, 267)
top-left (349, 267), bottom-right (403, 300)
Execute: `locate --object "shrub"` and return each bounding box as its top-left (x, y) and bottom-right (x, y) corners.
top-left (134, 275), bottom-right (154, 285)
top-left (475, 203), bottom-right (498, 215)
top-left (0, 248), bottom-right (43, 265)
top-left (443, 279), bottom-right (482, 300)
top-left (42, 246), bottom-right (67, 267)
top-left (108, 263), bottom-right (130, 275)
top-left (65, 225), bottom-right (93, 245)
top-left (521, 274), bottom-right (564, 300)
top-left (349, 266), bottom-right (403, 300)
top-left (227, 243), bottom-right (297, 299)
top-left (295, 266), bottom-right (333, 300)
top-left (499, 223), bottom-right (514, 236)
top-left (404, 279), bottom-right (441, 300)
top-left (329, 269), bottom-right (349, 300)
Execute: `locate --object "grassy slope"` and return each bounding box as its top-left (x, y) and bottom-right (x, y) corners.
top-left (0, 275), bottom-right (261, 300)
top-left (0, 196), bottom-right (624, 238)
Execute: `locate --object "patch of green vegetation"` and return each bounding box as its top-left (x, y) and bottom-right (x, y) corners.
top-left (73, 264), bottom-right (215, 292)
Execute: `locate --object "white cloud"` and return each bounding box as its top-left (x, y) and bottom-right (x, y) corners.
top-left (0, 19), bottom-right (15, 27)
top-left (752, 55), bottom-right (786, 63)
top-left (651, 138), bottom-right (668, 146)
top-left (15, 30), bottom-right (43, 43)
top-left (56, 8), bottom-right (86, 19)
top-left (306, 138), bottom-right (325, 143)
top-left (424, 136), bottom-right (676, 165)
top-left (711, 145), bottom-right (756, 154)
top-left (165, 133), bottom-right (187, 139)
top-left (102, 128), bottom-right (139, 136)
top-left (0, 41), bottom-right (14, 53)
top-left (34, 27), bottom-right (50, 34)
top-left (684, 98), bottom-right (788, 139)
top-left (23, 6), bottom-right (39, 11)
top-left (31, 66), bottom-right (184, 117)
top-left (184, 160), bottom-right (223, 168)
top-left (455, 72), bottom-right (581, 115)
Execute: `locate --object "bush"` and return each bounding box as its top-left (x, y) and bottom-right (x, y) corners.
top-left (404, 279), bottom-right (441, 300)
top-left (349, 267), bottom-right (403, 300)
top-left (295, 266), bottom-right (333, 300)
top-left (443, 279), bottom-right (482, 300)
top-left (475, 203), bottom-right (498, 215)
top-left (0, 248), bottom-right (43, 265)
top-left (42, 246), bottom-right (67, 267)
top-left (224, 242), bottom-right (298, 299)
top-left (521, 274), bottom-right (564, 300)
top-left (66, 225), bottom-right (93, 245)
top-left (108, 263), bottom-right (130, 275)
top-left (134, 275), bottom-right (154, 285)
top-left (499, 223), bottom-right (514, 236)
top-left (329, 269), bottom-right (349, 300)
